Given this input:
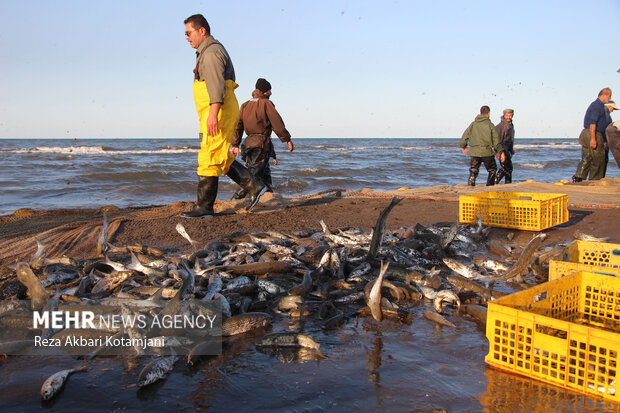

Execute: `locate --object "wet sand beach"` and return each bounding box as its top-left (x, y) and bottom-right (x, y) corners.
top-left (0, 179), bottom-right (619, 411)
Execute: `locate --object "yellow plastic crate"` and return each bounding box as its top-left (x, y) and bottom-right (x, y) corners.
top-left (549, 241), bottom-right (620, 281)
top-left (459, 191), bottom-right (569, 231)
top-left (485, 271), bottom-right (620, 402)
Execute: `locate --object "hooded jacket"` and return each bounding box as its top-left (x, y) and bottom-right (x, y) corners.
top-left (460, 115), bottom-right (504, 157)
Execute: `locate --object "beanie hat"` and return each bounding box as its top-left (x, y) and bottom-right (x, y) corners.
top-left (255, 78), bottom-right (272, 93)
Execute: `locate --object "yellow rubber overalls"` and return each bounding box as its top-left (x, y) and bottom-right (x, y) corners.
top-left (192, 79), bottom-right (240, 176)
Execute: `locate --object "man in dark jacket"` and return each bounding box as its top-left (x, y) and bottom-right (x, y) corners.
top-left (231, 78), bottom-right (293, 197)
top-left (495, 109), bottom-right (515, 184)
top-left (460, 106), bottom-right (505, 186)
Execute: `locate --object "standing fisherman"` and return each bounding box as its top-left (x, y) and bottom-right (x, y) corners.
top-left (495, 109), bottom-right (515, 184)
top-left (231, 78), bottom-right (294, 198)
top-left (572, 88), bottom-right (612, 182)
top-left (460, 106), bottom-right (506, 186)
top-left (181, 14), bottom-right (266, 219)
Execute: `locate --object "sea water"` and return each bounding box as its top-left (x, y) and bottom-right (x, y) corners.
top-left (0, 138), bottom-right (617, 214)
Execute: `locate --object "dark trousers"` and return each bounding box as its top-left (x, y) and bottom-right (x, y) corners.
top-left (245, 147), bottom-right (271, 186)
top-left (496, 152), bottom-right (513, 183)
top-left (575, 129), bottom-right (606, 180)
top-left (469, 156), bottom-right (497, 186)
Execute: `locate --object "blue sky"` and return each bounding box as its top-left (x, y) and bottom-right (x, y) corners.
top-left (1, 0), bottom-right (618, 139)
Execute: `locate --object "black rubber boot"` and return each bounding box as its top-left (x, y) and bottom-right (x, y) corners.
top-left (231, 187), bottom-right (247, 200)
top-left (226, 160), bottom-right (266, 211)
top-left (486, 171), bottom-right (496, 186)
top-left (468, 173), bottom-right (476, 186)
top-left (495, 169), bottom-right (505, 184)
top-left (504, 172), bottom-right (512, 184)
top-left (181, 176), bottom-right (218, 218)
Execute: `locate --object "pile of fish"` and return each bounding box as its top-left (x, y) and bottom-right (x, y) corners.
top-left (0, 197), bottom-right (571, 400)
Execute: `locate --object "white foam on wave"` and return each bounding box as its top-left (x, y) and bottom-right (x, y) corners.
top-left (322, 145), bottom-right (428, 151)
top-left (1, 146), bottom-right (198, 155)
top-left (515, 142), bottom-right (578, 149)
top-left (520, 163), bottom-right (546, 169)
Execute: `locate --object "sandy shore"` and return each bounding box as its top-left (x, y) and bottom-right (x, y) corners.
top-left (1, 178), bottom-right (619, 278)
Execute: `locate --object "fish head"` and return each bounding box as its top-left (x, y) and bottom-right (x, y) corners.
top-left (41, 387), bottom-right (54, 400)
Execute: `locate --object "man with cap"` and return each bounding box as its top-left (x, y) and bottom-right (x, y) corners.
top-left (495, 108), bottom-right (515, 184)
top-left (572, 88), bottom-right (613, 182)
top-left (181, 14), bottom-right (267, 218)
top-left (231, 78), bottom-right (293, 197)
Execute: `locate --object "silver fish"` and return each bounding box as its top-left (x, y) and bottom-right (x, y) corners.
top-left (266, 244), bottom-right (295, 256)
top-left (473, 256), bottom-right (510, 272)
top-left (433, 290), bottom-right (461, 314)
top-left (257, 279), bottom-right (285, 295)
top-left (347, 262), bottom-right (372, 282)
top-left (137, 349), bottom-right (177, 387)
top-left (366, 261), bottom-right (389, 322)
top-left (121, 304), bottom-right (146, 356)
top-left (204, 272), bottom-right (223, 300)
top-left (422, 310), bottom-right (455, 327)
top-left (40, 366), bottom-right (87, 400)
top-left (440, 222), bottom-right (458, 249)
top-left (212, 293), bottom-right (231, 319)
top-left (128, 251), bottom-right (167, 278)
top-left (318, 219), bottom-right (332, 234)
top-left (30, 238), bottom-right (48, 270)
top-left (91, 271), bottom-right (131, 295)
top-left (222, 312), bottom-right (272, 336)
top-left (96, 213), bottom-right (109, 257)
top-left (103, 256), bottom-right (129, 272)
top-left (442, 258), bottom-right (497, 285)
top-left (573, 230), bottom-right (610, 242)
top-left (256, 332), bottom-right (327, 358)
top-left (176, 223), bottom-right (199, 252)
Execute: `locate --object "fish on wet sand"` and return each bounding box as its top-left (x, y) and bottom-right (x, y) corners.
top-left (433, 289), bottom-right (460, 314)
top-left (41, 366), bottom-right (87, 400)
top-left (222, 312), bottom-right (272, 336)
top-left (422, 310), bottom-right (455, 327)
top-left (460, 304), bottom-right (488, 327)
top-left (137, 349), bottom-right (178, 387)
top-left (256, 332), bottom-right (327, 358)
top-left (573, 230), bottom-right (609, 243)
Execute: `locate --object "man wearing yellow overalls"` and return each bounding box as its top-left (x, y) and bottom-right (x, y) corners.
top-left (181, 14), bottom-right (266, 218)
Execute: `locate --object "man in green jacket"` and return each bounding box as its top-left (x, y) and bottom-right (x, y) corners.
top-left (460, 106), bottom-right (506, 186)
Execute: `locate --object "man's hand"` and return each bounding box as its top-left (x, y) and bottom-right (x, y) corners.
top-left (589, 124), bottom-right (597, 149)
top-left (273, 158), bottom-right (278, 166)
top-left (590, 138), bottom-right (597, 149)
top-left (287, 141), bottom-right (294, 152)
top-left (207, 103), bottom-right (222, 137)
top-left (500, 152), bottom-right (506, 163)
top-left (462, 147), bottom-right (468, 154)
top-left (231, 146), bottom-right (239, 156)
